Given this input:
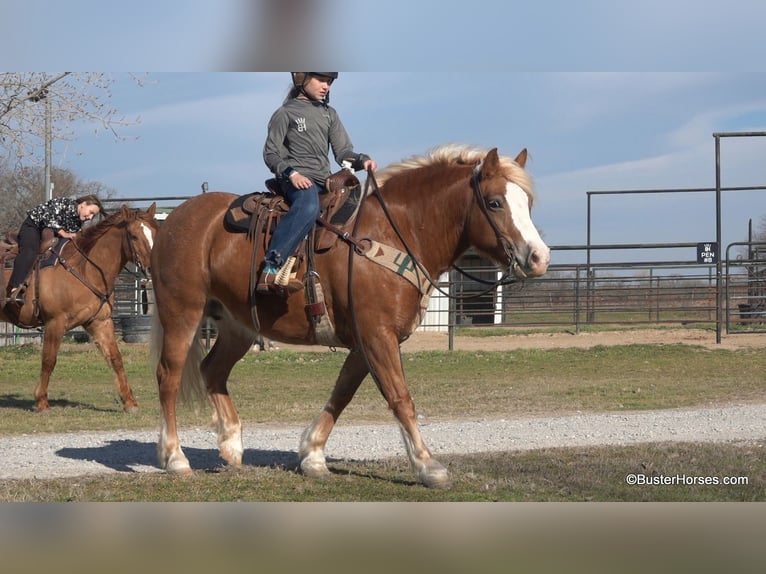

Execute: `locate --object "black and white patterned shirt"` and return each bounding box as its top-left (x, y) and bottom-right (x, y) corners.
top-left (27, 197), bottom-right (82, 233)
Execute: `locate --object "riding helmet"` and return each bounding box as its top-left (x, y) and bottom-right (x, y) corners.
top-left (291, 72), bottom-right (339, 87)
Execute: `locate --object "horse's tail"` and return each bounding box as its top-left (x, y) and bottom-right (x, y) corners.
top-left (180, 326), bottom-right (208, 407)
top-left (149, 311), bottom-right (163, 368)
top-left (149, 311), bottom-right (208, 408)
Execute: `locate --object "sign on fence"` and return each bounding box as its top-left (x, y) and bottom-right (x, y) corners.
top-left (697, 242), bottom-right (718, 264)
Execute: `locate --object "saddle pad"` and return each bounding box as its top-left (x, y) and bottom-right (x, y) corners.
top-left (224, 193), bottom-right (258, 233)
top-left (40, 239), bottom-right (67, 268)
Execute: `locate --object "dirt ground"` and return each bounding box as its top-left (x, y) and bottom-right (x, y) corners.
top-left (270, 328), bottom-right (766, 354)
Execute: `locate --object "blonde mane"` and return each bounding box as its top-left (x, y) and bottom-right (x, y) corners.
top-left (374, 143), bottom-right (535, 200)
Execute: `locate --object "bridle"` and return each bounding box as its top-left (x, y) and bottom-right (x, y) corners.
top-left (56, 216), bottom-right (151, 323)
top-left (344, 162), bottom-right (526, 389)
top-left (468, 165), bottom-right (525, 280)
top-left (125, 220), bottom-right (151, 278)
top-left (354, 162), bottom-right (525, 302)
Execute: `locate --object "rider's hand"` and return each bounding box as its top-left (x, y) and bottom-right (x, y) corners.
top-left (289, 171), bottom-right (313, 189)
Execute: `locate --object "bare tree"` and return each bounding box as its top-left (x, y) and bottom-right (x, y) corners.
top-left (0, 72), bottom-right (144, 170)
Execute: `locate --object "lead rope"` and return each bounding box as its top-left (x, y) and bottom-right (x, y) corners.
top-left (57, 240), bottom-right (114, 325)
top-left (346, 166), bottom-right (524, 392)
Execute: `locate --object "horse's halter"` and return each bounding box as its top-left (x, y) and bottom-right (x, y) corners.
top-left (355, 163), bottom-right (523, 306)
top-left (469, 163), bottom-right (523, 277)
top-left (127, 230), bottom-right (147, 276)
top-left (345, 165), bottom-right (523, 387)
top-left (124, 217), bottom-right (153, 277)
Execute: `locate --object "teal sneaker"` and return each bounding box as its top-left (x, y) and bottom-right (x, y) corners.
top-left (256, 264), bottom-right (278, 294)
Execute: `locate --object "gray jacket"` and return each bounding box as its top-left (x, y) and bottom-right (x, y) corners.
top-left (263, 96), bottom-right (369, 185)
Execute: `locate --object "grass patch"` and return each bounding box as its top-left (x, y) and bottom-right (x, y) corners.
top-left (1, 440), bottom-right (762, 502)
top-left (1, 338), bottom-right (764, 502)
top-left (0, 342), bottom-right (764, 434)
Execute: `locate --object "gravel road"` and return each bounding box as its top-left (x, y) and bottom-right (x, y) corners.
top-left (2, 403), bottom-right (763, 480)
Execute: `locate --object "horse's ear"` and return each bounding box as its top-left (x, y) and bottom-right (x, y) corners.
top-left (121, 204), bottom-right (132, 220)
top-left (480, 148), bottom-right (501, 178)
top-left (147, 202), bottom-right (157, 218)
top-left (514, 148), bottom-right (528, 168)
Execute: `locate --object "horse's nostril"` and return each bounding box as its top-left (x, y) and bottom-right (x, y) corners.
top-left (527, 247), bottom-right (550, 273)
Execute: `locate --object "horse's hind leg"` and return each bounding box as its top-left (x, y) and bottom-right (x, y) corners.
top-left (86, 318), bottom-right (139, 412)
top-left (156, 310), bottom-right (205, 474)
top-left (200, 315), bottom-right (254, 468)
top-left (299, 349), bottom-right (369, 479)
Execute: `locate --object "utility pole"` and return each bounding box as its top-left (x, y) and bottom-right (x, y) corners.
top-left (27, 72), bottom-right (71, 201)
top-left (44, 91), bottom-right (52, 200)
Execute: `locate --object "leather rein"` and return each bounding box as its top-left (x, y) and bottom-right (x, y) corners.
top-left (54, 230), bottom-right (147, 324)
top-left (340, 165), bottom-right (523, 304)
top-left (339, 164), bottom-right (525, 390)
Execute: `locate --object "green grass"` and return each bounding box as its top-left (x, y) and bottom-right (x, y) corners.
top-left (1, 440), bottom-right (762, 502)
top-left (0, 338), bottom-right (764, 501)
top-left (0, 341), bottom-right (765, 434)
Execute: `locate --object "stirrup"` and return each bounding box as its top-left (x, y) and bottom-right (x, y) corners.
top-left (274, 257), bottom-right (303, 295)
top-left (7, 285), bottom-right (26, 305)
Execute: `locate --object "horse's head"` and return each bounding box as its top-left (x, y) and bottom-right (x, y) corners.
top-left (469, 148), bottom-right (550, 279)
top-left (121, 203), bottom-right (159, 274)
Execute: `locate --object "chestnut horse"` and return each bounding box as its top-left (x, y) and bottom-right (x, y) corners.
top-left (1, 204), bottom-right (158, 412)
top-left (150, 145), bottom-right (550, 488)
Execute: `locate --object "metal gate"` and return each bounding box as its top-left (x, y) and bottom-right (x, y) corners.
top-left (725, 241), bottom-right (766, 334)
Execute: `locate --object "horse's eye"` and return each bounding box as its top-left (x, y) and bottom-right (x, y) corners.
top-left (487, 198), bottom-right (503, 211)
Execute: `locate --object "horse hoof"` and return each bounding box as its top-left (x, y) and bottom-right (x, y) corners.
top-left (422, 475), bottom-right (452, 489)
top-left (219, 448), bottom-right (243, 468)
top-left (164, 453), bottom-right (192, 475)
top-left (300, 458), bottom-right (331, 480)
top-left (420, 461), bottom-right (452, 489)
top-left (166, 461), bottom-right (193, 475)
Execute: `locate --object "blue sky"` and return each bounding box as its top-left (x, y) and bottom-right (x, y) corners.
top-left (6, 1), bottom-right (766, 71)
top-left (4, 0), bottom-right (766, 265)
top-left (44, 72), bottom-right (766, 266)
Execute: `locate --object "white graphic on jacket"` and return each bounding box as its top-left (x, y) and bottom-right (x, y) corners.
top-left (295, 117), bottom-right (307, 132)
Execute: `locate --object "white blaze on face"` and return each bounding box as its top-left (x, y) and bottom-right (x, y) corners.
top-left (505, 181), bottom-right (550, 273)
top-left (141, 222), bottom-right (155, 249)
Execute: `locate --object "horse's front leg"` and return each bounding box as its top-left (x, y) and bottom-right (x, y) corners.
top-left (299, 349), bottom-right (369, 479)
top-left (363, 335), bottom-right (452, 489)
top-left (86, 318), bottom-right (139, 412)
top-left (34, 322), bottom-right (67, 412)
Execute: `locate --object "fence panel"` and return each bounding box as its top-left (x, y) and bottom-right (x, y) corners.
top-left (3, 242), bottom-right (765, 345)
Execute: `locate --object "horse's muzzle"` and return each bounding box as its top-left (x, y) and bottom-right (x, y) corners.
top-left (511, 245), bottom-right (550, 279)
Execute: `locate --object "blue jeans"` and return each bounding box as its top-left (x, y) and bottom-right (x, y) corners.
top-left (264, 179), bottom-right (321, 268)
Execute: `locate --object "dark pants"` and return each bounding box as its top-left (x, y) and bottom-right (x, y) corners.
top-left (8, 218), bottom-right (41, 289)
top-left (264, 179), bottom-right (321, 268)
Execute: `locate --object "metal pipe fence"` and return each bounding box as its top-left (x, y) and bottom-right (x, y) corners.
top-left (3, 241), bottom-right (764, 346)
